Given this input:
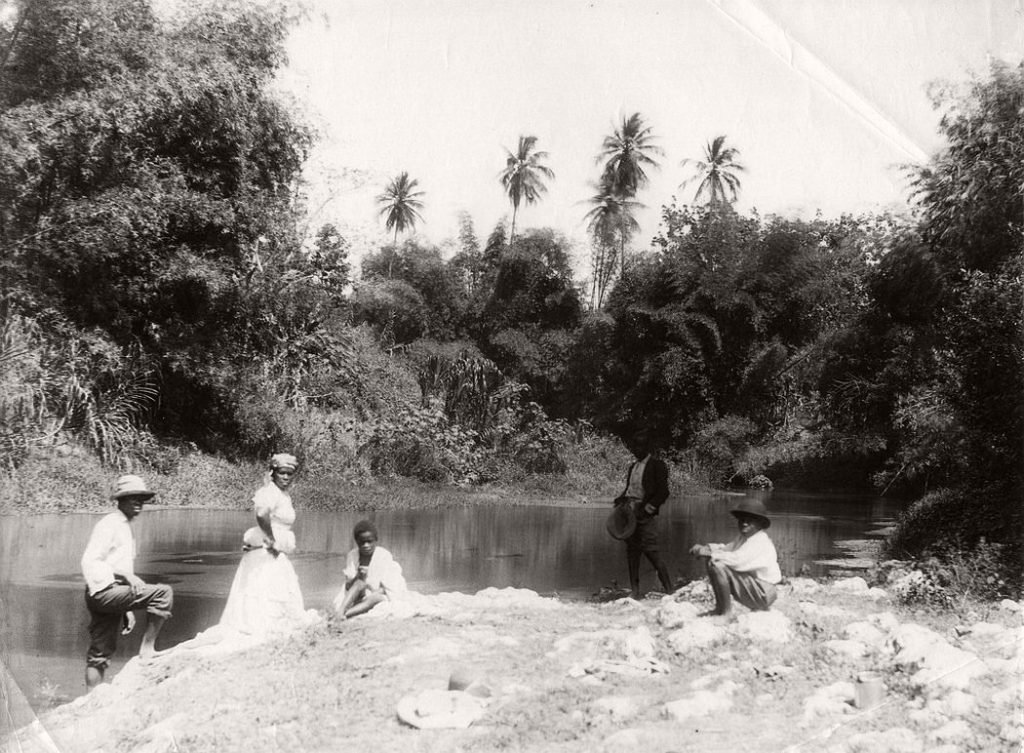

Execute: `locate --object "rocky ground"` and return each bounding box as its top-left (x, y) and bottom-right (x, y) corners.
top-left (5, 577), bottom-right (1023, 753)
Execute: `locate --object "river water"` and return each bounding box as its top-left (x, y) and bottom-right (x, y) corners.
top-left (0, 489), bottom-right (900, 727)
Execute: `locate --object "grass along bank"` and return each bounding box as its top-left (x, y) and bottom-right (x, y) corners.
top-left (0, 442), bottom-right (712, 516)
top-left (5, 577), bottom-right (1022, 753)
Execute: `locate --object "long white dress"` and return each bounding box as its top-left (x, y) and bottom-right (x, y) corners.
top-left (174, 481), bottom-right (317, 654)
top-left (218, 481), bottom-right (309, 635)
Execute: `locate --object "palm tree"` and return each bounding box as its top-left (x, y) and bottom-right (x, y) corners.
top-left (679, 135), bottom-right (746, 205)
top-left (376, 171), bottom-right (425, 245)
top-left (499, 135), bottom-right (555, 246)
top-left (597, 112), bottom-right (663, 199)
top-left (583, 177), bottom-right (643, 304)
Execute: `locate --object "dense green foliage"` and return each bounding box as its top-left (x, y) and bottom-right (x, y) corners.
top-left (0, 0), bottom-right (1019, 588)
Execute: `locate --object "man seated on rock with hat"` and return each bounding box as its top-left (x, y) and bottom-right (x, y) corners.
top-left (689, 499), bottom-right (781, 620)
top-left (81, 474), bottom-right (173, 689)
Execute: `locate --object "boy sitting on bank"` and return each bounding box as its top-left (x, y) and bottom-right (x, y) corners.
top-left (689, 499), bottom-right (781, 620)
top-left (332, 520), bottom-right (406, 619)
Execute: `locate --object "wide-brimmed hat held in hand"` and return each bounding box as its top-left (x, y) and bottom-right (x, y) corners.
top-left (606, 499), bottom-right (637, 540)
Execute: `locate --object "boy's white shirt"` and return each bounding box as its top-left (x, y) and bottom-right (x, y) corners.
top-left (81, 510), bottom-right (136, 595)
top-left (709, 529), bottom-right (782, 584)
top-left (344, 546), bottom-right (407, 595)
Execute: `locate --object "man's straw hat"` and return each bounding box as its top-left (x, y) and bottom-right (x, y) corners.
top-left (111, 474), bottom-right (156, 500)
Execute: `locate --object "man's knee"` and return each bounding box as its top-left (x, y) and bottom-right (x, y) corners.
top-left (706, 559), bottom-right (728, 578)
top-left (143, 583), bottom-right (173, 617)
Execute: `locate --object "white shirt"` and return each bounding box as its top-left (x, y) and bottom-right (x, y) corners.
top-left (343, 546), bottom-right (407, 596)
top-left (709, 529), bottom-right (782, 584)
top-left (81, 510), bottom-right (135, 595)
top-left (624, 455), bottom-right (650, 500)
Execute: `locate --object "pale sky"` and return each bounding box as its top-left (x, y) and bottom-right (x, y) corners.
top-left (280, 0), bottom-right (1023, 262)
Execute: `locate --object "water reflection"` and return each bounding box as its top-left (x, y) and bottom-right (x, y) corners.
top-left (0, 489), bottom-right (900, 728)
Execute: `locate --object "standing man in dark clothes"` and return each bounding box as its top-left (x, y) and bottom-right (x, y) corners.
top-left (614, 430), bottom-right (674, 599)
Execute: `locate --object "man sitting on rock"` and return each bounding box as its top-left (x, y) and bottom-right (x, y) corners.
top-left (689, 499), bottom-right (781, 620)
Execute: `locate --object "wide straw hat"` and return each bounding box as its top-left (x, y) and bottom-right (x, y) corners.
top-left (729, 498), bottom-right (771, 529)
top-left (605, 502), bottom-right (637, 540)
top-left (111, 474), bottom-right (156, 500)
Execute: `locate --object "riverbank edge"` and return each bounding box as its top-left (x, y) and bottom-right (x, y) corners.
top-left (0, 447), bottom-right (721, 516)
top-left (5, 577), bottom-right (1023, 753)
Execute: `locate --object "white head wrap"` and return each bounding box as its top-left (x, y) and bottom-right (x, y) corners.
top-left (269, 453), bottom-right (299, 471)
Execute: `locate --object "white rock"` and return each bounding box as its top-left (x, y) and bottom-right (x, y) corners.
top-left (927, 719), bottom-right (971, 743)
top-left (387, 636), bottom-right (463, 664)
top-left (787, 577), bottom-right (821, 594)
top-left (735, 610), bottom-right (792, 642)
top-left (799, 681), bottom-right (855, 726)
top-left (656, 600), bottom-right (701, 629)
top-left (603, 728), bottom-right (643, 747)
top-left (888, 623), bottom-right (948, 664)
top-left (999, 722), bottom-right (1023, 745)
top-left (991, 685), bottom-right (1023, 709)
top-left (591, 696), bottom-right (639, 720)
top-left (800, 601), bottom-right (853, 618)
top-left (663, 684), bottom-right (736, 721)
top-left (966, 621), bottom-right (1006, 637)
top-left (926, 690), bottom-right (975, 717)
top-left (983, 656), bottom-right (1022, 675)
top-left (832, 576), bottom-right (869, 593)
top-left (844, 621), bottom-right (887, 648)
top-left (621, 625), bottom-right (657, 660)
top-left (911, 645), bottom-right (987, 690)
top-left (552, 626), bottom-right (656, 661)
top-left (865, 587), bottom-right (890, 601)
top-left (906, 707), bottom-right (938, 725)
top-left (823, 639), bottom-right (869, 659)
top-left (998, 598), bottom-right (1021, 612)
top-left (844, 727), bottom-right (923, 753)
top-left (868, 611), bottom-right (901, 633)
top-left (689, 666), bottom-right (737, 689)
top-left (666, 620), bottom-right (725, 652)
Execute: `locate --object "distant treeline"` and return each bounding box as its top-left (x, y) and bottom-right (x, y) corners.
top-left (0, 1), bottom-right (1020, 582)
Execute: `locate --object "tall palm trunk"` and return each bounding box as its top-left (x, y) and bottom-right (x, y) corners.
top-left (619, 216), bottom-right (627, 278)
top-left (388, 227), bottom-right (399, 278)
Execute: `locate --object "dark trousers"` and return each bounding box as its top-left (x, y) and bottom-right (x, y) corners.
top-left (85, 581), bottom-right (173, 669)
top-left (625, 514), bottom-right (673, 593)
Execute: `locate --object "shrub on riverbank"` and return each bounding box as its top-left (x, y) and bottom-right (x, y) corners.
top-left (882, 485), bottom-right (1023, 600)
